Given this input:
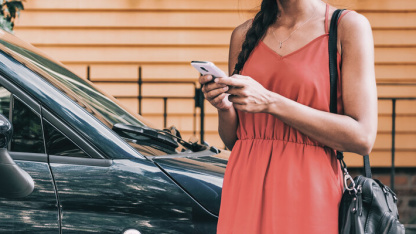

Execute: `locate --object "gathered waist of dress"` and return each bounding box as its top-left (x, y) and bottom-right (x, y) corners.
top-left (237, 137), bottom-right (327, 148)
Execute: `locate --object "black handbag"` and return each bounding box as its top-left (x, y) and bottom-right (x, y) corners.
top-left (328, 9), bottom-right (406, 234)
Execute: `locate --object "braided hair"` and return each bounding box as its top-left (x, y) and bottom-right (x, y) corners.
top-left (233, 0), bottom-right (278, 75)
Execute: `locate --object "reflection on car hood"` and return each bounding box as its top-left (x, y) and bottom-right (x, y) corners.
top-left (152, 150), bottom-right (230, 216)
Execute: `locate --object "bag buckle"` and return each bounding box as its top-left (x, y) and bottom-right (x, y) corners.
top-left (343, 170), bottom-right (357, 194)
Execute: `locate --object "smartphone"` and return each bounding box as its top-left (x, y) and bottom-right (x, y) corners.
top-left (191, 61), bottom-right (227, 79)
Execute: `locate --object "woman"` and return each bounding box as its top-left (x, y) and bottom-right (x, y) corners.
top-left (199, 0), bottom-right (377, 233)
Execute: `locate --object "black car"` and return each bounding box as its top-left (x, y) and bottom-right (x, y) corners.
top-left (0, 30), bottom-right (229, 233)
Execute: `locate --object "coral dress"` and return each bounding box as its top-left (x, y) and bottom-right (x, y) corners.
top-left (217, 6), bottom-right (350, 234)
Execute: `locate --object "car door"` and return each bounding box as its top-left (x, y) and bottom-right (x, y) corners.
top-left (43, 109), bottom-right (209, 233)
top-left (41, 108), bottom-right (117, 233)
top-left (0, 85), bottom-right (59, 233)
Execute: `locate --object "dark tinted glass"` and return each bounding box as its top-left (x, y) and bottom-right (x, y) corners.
top-left (0, 39), bottom-right (146, 127)
top-left (43, 121), bottom-right (90, 158)
top-left (11, 98), bottom-right (45, 153)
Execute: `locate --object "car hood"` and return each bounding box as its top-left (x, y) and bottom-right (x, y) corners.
top-left (152, 149), bottom-right (230, 216)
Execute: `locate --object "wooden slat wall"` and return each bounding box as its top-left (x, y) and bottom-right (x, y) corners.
top-left (13, 0), bottom-right (416, 167)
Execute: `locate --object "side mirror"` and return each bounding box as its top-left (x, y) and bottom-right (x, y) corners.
top-left (0, 114), bottom-right (34, 198)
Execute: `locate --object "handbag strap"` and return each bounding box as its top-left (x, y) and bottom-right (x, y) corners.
top-left (328, 9), bottom-right (372, 178)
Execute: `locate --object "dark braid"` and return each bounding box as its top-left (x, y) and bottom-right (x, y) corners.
top-left (233, 0), bottom-right (278, 75)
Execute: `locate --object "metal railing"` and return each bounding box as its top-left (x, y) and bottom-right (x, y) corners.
top-left (87, 65), bottom-right (415, 192)
top-left (87, 65), bottom-right (206, 143)
top-left (378, 83), bottom-right (416, 191)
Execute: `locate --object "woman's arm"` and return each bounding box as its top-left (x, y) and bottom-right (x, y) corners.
top-left (218, 21), bottom-right (252, 150)
top-left (216, 13), bottom-right (377, 155)
top-left (199, 20), bottom-right (251, 150)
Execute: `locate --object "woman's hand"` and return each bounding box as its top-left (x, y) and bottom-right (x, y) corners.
top-left (215, 74), bottom-right (275, 113)
top-left (199, 75), bottom-right (233, 111)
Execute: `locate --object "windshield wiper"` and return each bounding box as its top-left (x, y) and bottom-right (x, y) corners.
top-left (155, 126), bottom-right (207, 152)
top-left (112, 123), bottom-right (206, 152)
top-left (113, 123), bottom-right (179, 149)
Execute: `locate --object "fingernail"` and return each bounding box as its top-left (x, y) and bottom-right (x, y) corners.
top-left (223, 86), bottom-right (228, 91)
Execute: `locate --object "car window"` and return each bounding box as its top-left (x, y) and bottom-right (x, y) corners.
top-left (0, 86), bottom-right (45, 153)
top-left (9, 94), bottom-right (45, 153)
top-left (0, 39), bottom-right (147, 127)
top-left (0, 86), bottom-right (10, 118)
top-left (43, 120), bottom-right (90, 158)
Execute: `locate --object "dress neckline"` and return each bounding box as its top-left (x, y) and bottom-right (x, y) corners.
top-left (259, 33), bottom-right (329, 59)
top-left (258, 3), bottom-right (337, 60)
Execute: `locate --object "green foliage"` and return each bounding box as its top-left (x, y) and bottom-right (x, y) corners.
top-left (0, 0), bottom-right (24, 33)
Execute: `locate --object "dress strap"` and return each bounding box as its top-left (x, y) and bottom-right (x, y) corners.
top-left (337, 10), bottom-right (352, 25)
top-left (324, 3), bottom-right (329, 34)
top-left (327, 9), bottom-right (353, 34)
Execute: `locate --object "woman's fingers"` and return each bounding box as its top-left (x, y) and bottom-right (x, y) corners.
top-left (210, 93), bottom-right (227, 105)
top-left (198, 74), bottom-right (213, 85)
top-left (215, 77), bottom-right (246, 88)
top-left (202, 81), bottom-right (227, 93)
top-left (232, 103), bottom-right (245, 111)
top-left (226, 86), bottom-right (249, 97)
top-left (205, 86), bottom-right (229, 100)
top-left (228, 95), bottom-right (246, 105)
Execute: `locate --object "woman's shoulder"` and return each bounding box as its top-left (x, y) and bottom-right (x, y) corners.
top-left (326, 5), bottom-right (372, 52)
top-left (337, 10), bottom-right (372, 52)
top-left (338, 10), bottom-right (371, 33)
top-left (234, 19), bottom-right (253, 35)
top-left (230, 19), bottom-right (253, 43)
top-left (326, 5), bottom-right (371, 34)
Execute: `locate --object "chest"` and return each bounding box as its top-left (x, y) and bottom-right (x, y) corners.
top-left (242, 36), bottom-right (333, 98)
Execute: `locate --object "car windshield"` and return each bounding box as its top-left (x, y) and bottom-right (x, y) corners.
top-left (0, 34), bottom-right (199, 156)
top-left (0, 38), bottom-right (147, 127)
